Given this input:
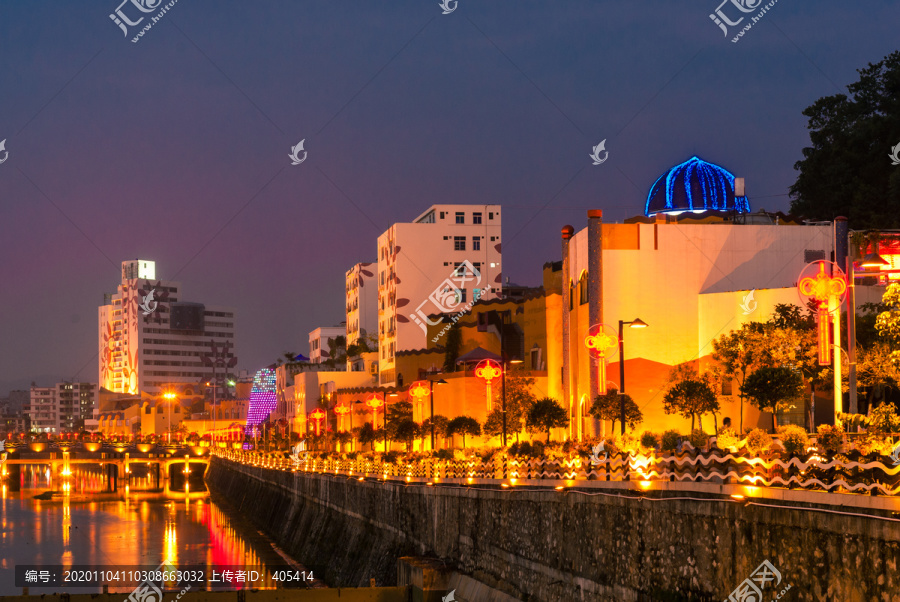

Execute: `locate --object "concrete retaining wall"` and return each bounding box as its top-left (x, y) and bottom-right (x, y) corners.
top-left (206, 457), bottom-right (900, 601)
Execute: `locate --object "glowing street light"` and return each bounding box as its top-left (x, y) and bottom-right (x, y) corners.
top-left (584, 323), bottom-right (619, 397)
top-left (333, 404), bottom-right (351, 432)
top-left (474, 359), bottom-right (502, 412)
top-left (310, 408), bottom-right (326, 437)
top-left (407, 381), bottom-right (430, 423)
top-left (617, 318), bottom-right (648, 436)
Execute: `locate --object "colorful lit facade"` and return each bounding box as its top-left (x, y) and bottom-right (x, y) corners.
top-left (98, 260), bottom-right (236, 395)
top-left (245, 368), bottom-right (277, 432)
top-left (345, 262), bottom-right (377, 347)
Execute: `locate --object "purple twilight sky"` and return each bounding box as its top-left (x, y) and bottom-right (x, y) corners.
top-left (0, 0), bottom-right (897, 393)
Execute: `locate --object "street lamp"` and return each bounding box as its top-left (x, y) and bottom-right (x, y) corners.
top-left (205, 379), bottom-right (236, 447)
top-left (617, 318), bottom-right (648, 436)
top-left (501, 358), bottom-right (523, 447)
top-left (428, 379), bottom-right (448, 450)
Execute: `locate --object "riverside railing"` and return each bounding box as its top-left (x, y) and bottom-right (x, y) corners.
top-left (212, 447), bottom-right (900, 496)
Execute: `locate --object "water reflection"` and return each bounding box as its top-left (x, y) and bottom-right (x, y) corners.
top-left (0, 468), bottom-right (304, 595)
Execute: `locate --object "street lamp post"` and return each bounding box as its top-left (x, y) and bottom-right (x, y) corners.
top-left (429, 378), bottom-right (448, 450)
top-left (617, 318), bottom-right (648, 436)
top-left (162, 392), bottom-right (178, 444)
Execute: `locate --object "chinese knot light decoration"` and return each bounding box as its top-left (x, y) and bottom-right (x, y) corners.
top-left (797, 261), bottom-right (847, 365)
top-left (584, 324), bottom-right (619, 395)
top-left (333, 404), bottom-right (351, 432)
top-left (474, 359), bottom-right (502, 411)
top-left (408, 381), bottom-right (431, 422)
top-left (310, 408), bottom-right (326, 436)
top-left (365, 392), bottom-right (385, 430)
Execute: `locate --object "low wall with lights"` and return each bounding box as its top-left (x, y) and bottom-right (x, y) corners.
top-left (206, 456), bottom-right (900, 601)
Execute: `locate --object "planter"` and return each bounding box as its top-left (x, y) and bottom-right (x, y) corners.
top-left (190, 446), bottom-right (207, 457)
top-left (28, 442), bottom-right (47, 452)
top-left (136, 443), bottom-right (154, 453)
top-left (83, 442), bottom-right (102, 452)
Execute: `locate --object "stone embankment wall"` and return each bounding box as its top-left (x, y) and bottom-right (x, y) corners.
top-left (206, 457), bottom-right (900, 602)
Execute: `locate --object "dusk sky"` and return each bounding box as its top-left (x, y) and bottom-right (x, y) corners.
top-left (0, 0), bottom-right (896, 393)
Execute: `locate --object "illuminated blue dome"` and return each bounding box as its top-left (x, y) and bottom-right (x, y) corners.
top-left (644, 156), bottom-right (750, 216)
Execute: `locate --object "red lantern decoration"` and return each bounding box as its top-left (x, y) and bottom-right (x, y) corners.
top-left (474, 359), bottom-right (503, 411)
top-left (365, 393), bottom-right (385, 430)
top-left (584, 323), bottom-right (619, 395)
top-left (310, 408), bottom-right (326, 436)
top-left (408, 381), bottom-right (431, 422)
top-left (798, 261), bottom-right (847, 365)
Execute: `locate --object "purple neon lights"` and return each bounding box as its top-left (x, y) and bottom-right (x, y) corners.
top-left (245, 368), bottom-right (277, 432)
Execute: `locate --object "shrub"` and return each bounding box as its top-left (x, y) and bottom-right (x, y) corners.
top-left (689, 429), bottom-right (709, 449)
top-left (816, 424), bottom-right (843, 454)
top-left (746, 428), bottom-right (773, 454)
top-left (640, 431), bottom-right (660, 450)
top-left (513, 441), bottom-right (533, 457)
top-left (530, 440), bottom-right (545, 458)
top-left (777, 425), bottom-right (810, 455)
top-left (382, 451), bottom-right (401, 464)
top-left (868, 403), bottom-right (900, 436)
top-left (660, 429), bottom-right (681, 452)
top-left (434, 448), bottom-right (453, 461)
top-left (346, 451), bottom-right (359, 460)
top-left (717, 427), bottom-right (739, 450)
top-left (602, 437), bottom-right (620, 458)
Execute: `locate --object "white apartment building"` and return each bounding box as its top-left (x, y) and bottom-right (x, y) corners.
top-left (309, 326), bottom-right (346, 365)
top-left (377, 204), bottom-right (503, 385)
top-left (345, 262), bottom-right (377, 347)
top-left (99, 260), bottom-right (236, 396)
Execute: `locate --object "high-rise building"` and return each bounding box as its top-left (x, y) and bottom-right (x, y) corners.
top-left (308, 326), bottom-right (346, 365)
top-left (99, 259), bottom-right (237, 396)
top-left (56, 382), bottom-right (97, 431)
top-left (377, 204), bottom-right (502, 385)
top-left (27, 386), bottom-right (58, 433)
top-left (345, 262), bottom-right (377, 347)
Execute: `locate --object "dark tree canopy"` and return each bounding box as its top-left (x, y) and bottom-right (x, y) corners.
top-left (447, 415), bottom-right (481, 448)
top-left (525, 397), bottom-right (569, 443)
top-left (789, 51), bottom-right (900, 227)
top-left (741, 366), bottom-right (803, 431)
top-left (588, 389), bottom-right (643, 432)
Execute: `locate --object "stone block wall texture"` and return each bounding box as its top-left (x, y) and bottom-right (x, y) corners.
top-left (206, 457), bottom-right (900, 602)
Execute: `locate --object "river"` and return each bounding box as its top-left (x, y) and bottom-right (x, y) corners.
top-left (0, 464), bottom-right (312, 596)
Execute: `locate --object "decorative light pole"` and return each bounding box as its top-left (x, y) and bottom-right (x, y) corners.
top-left (333, 404), bottom-right (350, 432)
top-left (584, 323), bottom-right (619, 397)
top-left (408, 381), bottom-right (430, 423)
top-left (798, 260), bottom-right (847, 422)
top-left (428, 379), bottom-right (448, 450)
top-left (474, 359), bottom-right (502, 412)
top-left (365, 392), bottom-right (385, 449)
top-left (310, 408), bottom-right (326, 437)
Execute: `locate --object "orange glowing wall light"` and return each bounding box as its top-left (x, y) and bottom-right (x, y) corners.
top-left (407, 381), bottom-right (430, 422)
top-left (797, 261), bottom-right (847, 365)
top-left (474, 359), bottom-right (502, 411)
top-left (310, 408), bottom-right (326, 436)
top-left (584, 323), bottom-right (619, 395)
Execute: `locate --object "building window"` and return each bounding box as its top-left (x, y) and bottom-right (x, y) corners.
top-left (579, 272), bottom-right (589, 305)
top-left (473, 236), bottom-right (481, 250)
top-left (489, 212), bottom-right (494, 220)
top-left (455, 212), bottom-right (465, 224)
top-left (440, 211), bottom-right (445, 219)
top-left (473, 262), bottom-right (481, 275)
top-left (457, 288), bottom-right (467, 304)
top-left (454, 236), bottom-right (466, 251)
top-left (473, 212), bottom-right (482, 224)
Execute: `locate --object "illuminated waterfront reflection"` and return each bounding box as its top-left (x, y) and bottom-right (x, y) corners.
top-left (0, 467), bottom-right (301, 595)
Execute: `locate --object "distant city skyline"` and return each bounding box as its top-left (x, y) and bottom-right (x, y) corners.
top-left (0, 0), bottom-right (897, 392)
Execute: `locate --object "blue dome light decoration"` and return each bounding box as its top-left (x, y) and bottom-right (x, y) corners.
top-left (644, 156), bottom-right (750, 216)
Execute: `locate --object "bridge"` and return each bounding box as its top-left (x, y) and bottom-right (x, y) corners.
top-left (0, 443), bottom-right (211, 492)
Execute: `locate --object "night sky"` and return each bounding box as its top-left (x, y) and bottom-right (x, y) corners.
top-left (0, 0), bottom-right (896, 393)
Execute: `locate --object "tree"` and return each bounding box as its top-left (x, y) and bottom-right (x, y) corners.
top-left (857, 342), bottom-right (900, 410)
top-left (358, 421), bottom-right (377, 451)
top-left (741, 366), bottom-right (803, 432)
top-left (385, 400), bottom-right (414, 435)
top-left (789, 51), bottom-right (900, 227)
top-left (334, 431), bottom-right (353, 451)
top-left (876, 283), bottom-right (900, 366)
top-left (525, 397), bottom-right (569, 443)
top-left (588, 389), bottom-right (643, 433)
top-left (447, 416), bottom-right (481, 448)
top-left (662, 379), bottom-right (719, 431)
top-left (421, 415), bottom-right (449, 449)
top-left (393, 419), bottom-right (420, 451)
top-left (712, 323), bottom-right (768, 432)
top-left (442, 323), bottom-right (462, 372)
